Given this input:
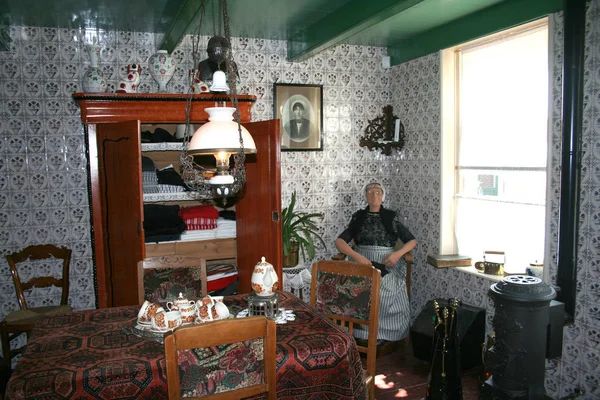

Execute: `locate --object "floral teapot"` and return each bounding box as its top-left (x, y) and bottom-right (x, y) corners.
top-left (166, 292), bottom-right (196, 311)
top-left (251, 257), bottom-right (279, 297)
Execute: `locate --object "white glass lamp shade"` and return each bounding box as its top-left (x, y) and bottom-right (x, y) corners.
top-left (188, 107), bottom-right (256, 186)
top-left (188, 107), bottom-right (256, 155)
top-left (209, 70), bottom-right (230, 92)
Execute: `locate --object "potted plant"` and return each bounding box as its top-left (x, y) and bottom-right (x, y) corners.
top-left (282, 191), bottom-right (327, 267)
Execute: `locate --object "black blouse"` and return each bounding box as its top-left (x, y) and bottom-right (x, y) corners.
top-left (338, 209), bottom-right (415, 247)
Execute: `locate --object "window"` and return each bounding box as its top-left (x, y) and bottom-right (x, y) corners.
top-left (440, 19), bottom-right (549, 273)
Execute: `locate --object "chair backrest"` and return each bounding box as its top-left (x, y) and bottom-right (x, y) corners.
top-left (137, 255), bottom-right (208, 304)
top-left (310, 260), bottom-right (381, 395)
top-left (332, 247), bottom-right (413, 298)
top-left (6, 244), bottom-right (72, 310)
top-left (164, 316), bottom-right (277, 400)
top-left (404, 252), bottom-right (413, 298)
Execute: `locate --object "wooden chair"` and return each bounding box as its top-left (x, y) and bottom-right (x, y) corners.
top-left (2, 244), bottom-right (72, 372)
top-left (137, 255), bottom-right (208, 304)
top-left (332, 250), bottom-right (413, 357)
top-left (332, 250), bottom-right (413, 298)
top-left (310, 260), bottom-right (381, 400)
top-left (164, 316), bottom-right (277, 400)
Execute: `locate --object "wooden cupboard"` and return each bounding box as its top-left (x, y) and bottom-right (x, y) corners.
top-left (74, 93), bottom-right (282, 308)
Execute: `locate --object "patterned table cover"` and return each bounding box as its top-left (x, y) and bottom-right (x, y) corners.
top-left (6, 291), bottom-right (366, 400)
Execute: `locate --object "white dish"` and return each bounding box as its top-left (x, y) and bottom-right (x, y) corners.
top-left (137, 319), bottom-right (152, 326)
top-left (135, 323), bottom-right (171, 333)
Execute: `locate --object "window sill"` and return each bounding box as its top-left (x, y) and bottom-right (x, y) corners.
top-left (453, 265), bottom-right (504, 281)
top-left (452, 265), bottom-right (530, 282)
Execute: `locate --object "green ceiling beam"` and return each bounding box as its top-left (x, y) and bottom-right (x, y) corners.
top-left (288, 0), bottom-right (424, 62)
top-left (0, 3), bottom-right (10, 51)
top-left (387, 0), bottom-right (563, 66)
top-left (158, 0), bottom-right (207, 53)
top-left (0, 25), bottom-right (10, 51)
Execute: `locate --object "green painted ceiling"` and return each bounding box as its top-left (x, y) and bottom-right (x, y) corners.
top-left (0, 0), bottom-right (563, 65)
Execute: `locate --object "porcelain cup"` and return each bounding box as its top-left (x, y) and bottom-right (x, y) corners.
top-left (526, 265), bottom-right (543, 278)
top-left (179, 303), bottom-right (196, 324)
top-left (152, 310), bottom-right (182, 331)
top-left (196, 296), bottom-right (228, 321)
top-left (138, 301), bottom-right (164, 323)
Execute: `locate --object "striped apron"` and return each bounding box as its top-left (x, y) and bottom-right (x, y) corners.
top-left (351, 245), bottom-right (410, 341)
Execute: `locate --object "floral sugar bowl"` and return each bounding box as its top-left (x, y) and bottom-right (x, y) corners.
top-left (166, 292), bottom-right (195, 311)
top-left (251, 257), bottom-right (279, 296)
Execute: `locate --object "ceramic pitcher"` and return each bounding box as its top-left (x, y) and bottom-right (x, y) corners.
top-left (251, 257), bottom-right (278, 297)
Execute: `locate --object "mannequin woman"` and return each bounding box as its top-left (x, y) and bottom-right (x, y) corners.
top-left (335, 182), bottom-right (417, 343)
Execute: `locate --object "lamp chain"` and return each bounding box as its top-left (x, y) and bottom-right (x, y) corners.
top-left (221, 0), bottom-right (247, 195)
top-left (179, 0), bottom-right (247, 199)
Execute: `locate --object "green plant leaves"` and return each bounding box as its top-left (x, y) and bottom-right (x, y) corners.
top-left (281, 191), bottom-right (326, 261)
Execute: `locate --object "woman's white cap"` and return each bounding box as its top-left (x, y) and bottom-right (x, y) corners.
top-left (364, 182), bottom-right (385, 202)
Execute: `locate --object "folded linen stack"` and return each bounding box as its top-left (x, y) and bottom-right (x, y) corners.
top-left (179, 205), bottom-right (219, 231)
top-left (144, 204), bottom-right (186, 243)
top-left (157, 165), bottom-right (187, 193)
top-left (142, 156), bottom-right (159, 194)
top-left (179, 229), bottom-right (217, 241)
top-left (216, 218), bottom-right (236, 238)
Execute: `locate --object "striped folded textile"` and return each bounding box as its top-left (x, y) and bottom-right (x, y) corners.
top-left (184, 217), bottom-right (218, 230)
top-left (157, 184), bottom-right (186, 193)
top-left (142, 158), bottom-right (159, 194)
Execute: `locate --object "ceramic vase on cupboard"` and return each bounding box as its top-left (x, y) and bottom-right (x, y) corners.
top-left (148, 50), bottom-right (175, 93)
top-left (82, 44), bottom-right (106, 93)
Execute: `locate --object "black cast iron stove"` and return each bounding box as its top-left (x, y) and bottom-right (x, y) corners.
top-left (482, 275), bottom-right (556, 399)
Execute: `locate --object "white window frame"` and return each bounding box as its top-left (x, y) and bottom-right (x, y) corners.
top-left (440, 18), bottom-right (551, 279)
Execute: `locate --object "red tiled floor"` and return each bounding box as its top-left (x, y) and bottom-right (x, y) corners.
top-left (365, 340), bottom-right (483, 399)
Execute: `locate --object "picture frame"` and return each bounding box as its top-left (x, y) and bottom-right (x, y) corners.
top-left (274, 83), bottom-right (323, 151)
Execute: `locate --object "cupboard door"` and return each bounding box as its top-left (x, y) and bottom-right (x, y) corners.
top-left (236, 120), bottom-right (282, 293)
top-left (95, 121), bottom-right (144, 307)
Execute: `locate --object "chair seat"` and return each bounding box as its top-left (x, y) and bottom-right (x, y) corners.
top-left (4, 305), bottom-right (73, 323)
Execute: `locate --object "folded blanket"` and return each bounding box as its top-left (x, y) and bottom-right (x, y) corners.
top-left (157, 166), bottom-right (186, 188)
top-left (179, 205), bottom-right (219, 219)
top-left (144, 233), bottom-right (181, 243)
top-left (144, 204), bottom-right (186, 233)
top-left (219, 210), bottom-right (236, 220)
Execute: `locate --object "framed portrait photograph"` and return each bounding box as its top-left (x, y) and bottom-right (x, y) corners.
top-left (274, 83), bottom-right (323, 151)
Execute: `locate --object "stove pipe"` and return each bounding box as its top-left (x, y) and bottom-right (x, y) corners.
top-left (482, 276), bottom-right (556, 399)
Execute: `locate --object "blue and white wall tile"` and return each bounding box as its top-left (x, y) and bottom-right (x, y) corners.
top-left (1, 0), bottom-right (599, 396)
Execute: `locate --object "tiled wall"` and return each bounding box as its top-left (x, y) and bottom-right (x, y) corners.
top-left (0, 26), bottom-right (397, 348)
top-left (1, 0), bottom-right (599, 397)
top-left (386, 3), bottom-right (600, 398)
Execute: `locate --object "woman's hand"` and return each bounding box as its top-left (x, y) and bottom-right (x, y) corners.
top-left (383, 239), bottom-right (417, 267)
top-left (383, 251), bottom-right (403, 267)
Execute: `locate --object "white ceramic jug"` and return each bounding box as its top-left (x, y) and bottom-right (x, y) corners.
top-left (251, 257), bottom-right (279, 297)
